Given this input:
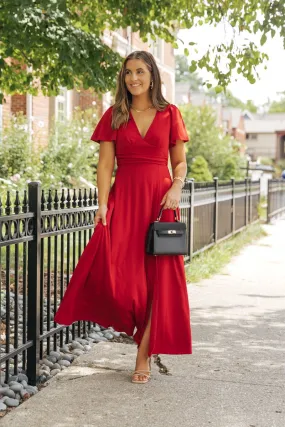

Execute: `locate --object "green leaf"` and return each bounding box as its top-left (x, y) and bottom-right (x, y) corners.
top-left (0, 0), bottom-right (284, 95)
top-left (189, 62), bottom-right (197, 73)
top-left (215, 85), bottom-right (223, 94)
top-left (260, 34), bottom-right (267, 46)
top-left (247, 75), bottom-right (256, 84)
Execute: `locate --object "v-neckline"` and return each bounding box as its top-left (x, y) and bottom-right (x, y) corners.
top-left (130, 109), bottom-right (158, 140)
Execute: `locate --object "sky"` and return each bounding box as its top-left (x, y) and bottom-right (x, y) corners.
top-left (176, 24), bottom-right (285, 107)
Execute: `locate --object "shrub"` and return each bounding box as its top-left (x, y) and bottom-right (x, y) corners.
top-left (189, 155), bottom-right (213, 182)
top-left (258, 157), bottom-right (274, 166)
top-left (275, 159), bottom-right (285, 178)
top-left (0, 113), bottom-right (41, 199)
top-left (180, 104), bottom-right (246, 180)
top-left (38, 108), bottom-right (99, 190)
top-left (0, 107), bottom-right (100, 201)
top-left (222, 158), bottom-right (237, 180)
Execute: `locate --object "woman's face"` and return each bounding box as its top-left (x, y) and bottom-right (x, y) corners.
top-left (124, 59), bottom-right (152, 96)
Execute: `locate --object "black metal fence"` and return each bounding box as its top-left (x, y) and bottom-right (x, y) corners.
top-left (267, 179), bottom-right (285, 223)
top-left (0, 178), bottom-right (260, 385)
top-left (0, 183), bottom-right (98, 385)
top-left (180, 178), bottom-right (260, 261)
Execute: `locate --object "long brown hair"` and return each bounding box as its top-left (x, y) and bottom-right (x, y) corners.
top-left (111, 51), bottom-right (169, 129)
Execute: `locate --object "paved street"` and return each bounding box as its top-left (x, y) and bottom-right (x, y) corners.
top-left (2, 219), bottom-right (285, 427)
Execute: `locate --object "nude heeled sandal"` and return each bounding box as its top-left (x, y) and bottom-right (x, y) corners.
top-left (131, 357), bottom-right (152, 384)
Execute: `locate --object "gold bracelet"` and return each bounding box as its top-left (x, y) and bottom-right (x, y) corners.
top-left (173, 176), bottom-right (185, 188)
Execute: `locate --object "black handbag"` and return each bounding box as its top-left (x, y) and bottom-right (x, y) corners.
top-left (146, 207), bottom-right (187, 255)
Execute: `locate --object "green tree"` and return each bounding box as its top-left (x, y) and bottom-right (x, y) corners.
top-left (0, 0), bottom-right (122, 102)
top-left (180, 104), bottom-right (246, 179)
top-left (244, 100), bottom-right (258, 113)
top-left (39, 109), bottom-right (99, 189)
top-left (224, 93), bottom-right (258, 113)
top-left (175, 55), bottom-right (203, 91)
top-left (0, 107), bottom-right (100, 199)
top-left (189, 156), bottom-right (213, 182)
top-left (0, 113), bottom-right (41, 181)
top-left (222, 159), bottom-right (237, 180)
top-left (208, 89), bottom-right (258, 113)
top-left (1, 0), bottom-right (285, 101)
top-left (269, 92), bottom-right (285, 113)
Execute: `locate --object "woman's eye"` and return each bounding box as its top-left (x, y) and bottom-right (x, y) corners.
top-left (125, 70), bottom-right (144, 75)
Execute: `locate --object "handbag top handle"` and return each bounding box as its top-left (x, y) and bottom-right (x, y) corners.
top-left (156, 207), bottom-right (179, 222)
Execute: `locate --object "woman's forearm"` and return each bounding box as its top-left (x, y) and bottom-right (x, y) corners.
top-left (97, 162), bottom-right (114, 206)
top-left (172, 161), bottom-right (187, 184)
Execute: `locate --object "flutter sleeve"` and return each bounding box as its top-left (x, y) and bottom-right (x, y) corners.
top-left (90, 106), bottom-right (117, 143)
top-left (169, 104), bottom-right (189, 147)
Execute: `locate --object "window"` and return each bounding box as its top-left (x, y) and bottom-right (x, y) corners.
top-left (55, 88), bottom-right (67, 122)
top-left (222, 120), bottom-right (229, 132)
top-left (116, 28), bottom-right (128, 39)
top-left (149, 37), bottom-right (163, 62)
top-left (246, 133), bottom-right (258, 140)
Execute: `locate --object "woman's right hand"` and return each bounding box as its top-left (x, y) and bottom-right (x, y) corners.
top-left (94, 204), bottom-right (108, 227)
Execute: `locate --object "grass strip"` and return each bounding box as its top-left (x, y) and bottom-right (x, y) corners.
top-left (185, 222), bottom-right (267, 284)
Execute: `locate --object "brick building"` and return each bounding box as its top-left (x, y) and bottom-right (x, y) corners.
top-left (0, 29), bottom-right (175, 146)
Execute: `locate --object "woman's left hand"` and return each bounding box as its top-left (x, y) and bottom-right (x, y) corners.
top-left (160, 182), bottom-right (182, 210)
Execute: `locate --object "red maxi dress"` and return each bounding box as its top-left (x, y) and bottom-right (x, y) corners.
top-left (54, 103), bottom-right (192, 356)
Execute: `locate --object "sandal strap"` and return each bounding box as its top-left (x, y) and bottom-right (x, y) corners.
top-left (133, 370), bottom-right (150, 376)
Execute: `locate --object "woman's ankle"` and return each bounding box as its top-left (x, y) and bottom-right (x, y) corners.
top-left (136, 351), bottom-right (150, 364)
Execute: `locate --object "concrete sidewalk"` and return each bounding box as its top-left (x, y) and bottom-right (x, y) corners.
top-left (2, 219), bottom-right (285, 427)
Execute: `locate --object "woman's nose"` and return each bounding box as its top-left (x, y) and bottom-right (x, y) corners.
top-left (129, 73), bottom-right (138, 81)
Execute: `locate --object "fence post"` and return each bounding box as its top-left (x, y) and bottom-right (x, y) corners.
top-left (245, 177), bottom-right (249, 226)
top-left (214, 177), bottom-right (219, 243)
top-left (277, 181), bottom-right (282, 218)
top-left (231, 178), bottom-right (235, 234)
top-left (27, 182), bottom-right (41, 385)
top-left (267, 179), bottom-right (271, 223)
top-left (248, 178), bottom-right (252, 223)
top-left (189, 179), bottom-right (194, 262)
top-left (281, 181), bottom-right (285, 216)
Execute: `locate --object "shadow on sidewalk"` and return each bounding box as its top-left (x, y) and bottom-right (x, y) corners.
top-left (190, 303), bottom-right (285, 385)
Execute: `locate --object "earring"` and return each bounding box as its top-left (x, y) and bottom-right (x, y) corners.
top-left (150, 81), bottom-right (153, 90)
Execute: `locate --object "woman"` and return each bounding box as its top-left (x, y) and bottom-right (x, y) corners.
top-left (54, 50), bottom-right (192, 384)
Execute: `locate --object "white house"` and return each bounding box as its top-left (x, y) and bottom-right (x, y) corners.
top-left (244, 112), bottom-right (285, 161)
